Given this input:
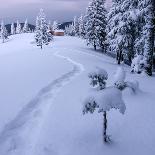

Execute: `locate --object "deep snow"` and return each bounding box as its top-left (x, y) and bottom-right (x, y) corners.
top-left (0, 34), bottom-right (155, 155)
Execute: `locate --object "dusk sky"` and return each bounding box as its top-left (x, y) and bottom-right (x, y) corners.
top-left (0, 0), bottom-right (112, 24)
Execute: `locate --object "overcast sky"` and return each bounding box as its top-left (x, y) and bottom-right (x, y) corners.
top-left (0, 0), bottom-right (112, 24)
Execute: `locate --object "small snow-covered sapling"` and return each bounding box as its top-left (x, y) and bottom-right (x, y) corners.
top-left (88, 68), bottom-right (108, 90)
top-left (83, 68), bottom-right (126, 143)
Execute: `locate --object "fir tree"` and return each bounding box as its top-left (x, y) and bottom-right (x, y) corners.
top-left (23, 19), bottom-right (29, 33)
top-left (85, 0), bottom-right (107, 51)
top-left (35, 9), bottom-right (49, 49)
top-left (16, 20), bottom-right (21, 34)
top-left (11, 23), bottom-right (15, 35)
top-left (141, 0), bottom-right (154, 76)
top-left (83, 68), bottom-right (126, 143)
top-left (73, 16), bottom-right (79, 36)
top-left (0, 21), bottom-right (8, 43)
top-left (78, 14), bottom-right (86, 39)
top-left (52, 21), bottom-right (59, 31)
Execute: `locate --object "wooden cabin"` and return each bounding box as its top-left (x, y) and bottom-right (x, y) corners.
top-left (54, 30), bottom-right (65, 36)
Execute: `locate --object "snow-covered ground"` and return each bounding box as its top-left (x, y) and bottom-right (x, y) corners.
top-left (0, 34), bottom-right (155, 155)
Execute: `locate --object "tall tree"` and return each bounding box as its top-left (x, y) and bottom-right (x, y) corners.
top-left (142, 0), bottom-right (154, 76)
top-left (73, 16), bottom-right (79, 36)
top-left (85, 0), bottom-right (107, 51)
top-left (11, 23), bottom-right (15, 35)
top-left (16, 20), bottom-right (21, 34)
top-left (0, 21), bottom-right (8, 43)
top-left (78, 14), bottom-right (86, 39)
top-left (52, 21), bottom-right (59, 31)
top-left (23, 19), bottom-right (29, 33)
top-left (35, 9), bottom-right (49, 49)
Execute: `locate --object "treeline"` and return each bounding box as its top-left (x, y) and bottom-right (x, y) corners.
top-left (65, 0), bottom-right (155, 76)
top-left (0, 19), bottom-right (33, 43)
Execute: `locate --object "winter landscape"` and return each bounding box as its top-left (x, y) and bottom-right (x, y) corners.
top-left (0, 0), bottom-right (155, 155)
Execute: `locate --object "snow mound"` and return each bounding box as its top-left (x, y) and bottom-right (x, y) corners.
top-left (114, 67), bottom-right (126, 83)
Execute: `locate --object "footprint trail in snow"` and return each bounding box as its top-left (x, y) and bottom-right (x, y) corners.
top-left (0, 50), bottom-right (84, 155)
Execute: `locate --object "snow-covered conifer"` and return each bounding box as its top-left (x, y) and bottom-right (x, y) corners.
top-left (0, 21), bottom-right (8, 43)
top-left (16, 20), bottom-right (21, 34)
top-left (78, 14), bottom-right (86, 39)
top-left (88, 68), bottom-right (108, 90)
top-left (85, 0), bottom-right (107, 50)
top-left (35, 9), bottom-right (50, 49)
top-left (11, 23), bottom-right (15, 35)
top-left (106, 0), bottom-right (139, 64)
top-left (48, 20), bottom-right (52, 31)
top-left (23, 19), bottom-right (29, 33)
top-left (141, 0), bottom-right (154, 76)
top-left (83, 68), bottom-right (126, 143)
top-left (73, 16), bottom-right (79, 36)
top-left (52, 21), bottom-right (59, 31)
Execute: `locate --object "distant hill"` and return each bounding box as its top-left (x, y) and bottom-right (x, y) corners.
top-left (5, 23), bottom-right (35, 34)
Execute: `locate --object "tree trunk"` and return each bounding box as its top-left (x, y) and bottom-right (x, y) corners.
top-left (94, 44), bottom-right (96, 51)
top-left (118, 51), bottom-right (122, 65)
top-left (41, 44), bottom-right (43, 49)
top-left (103, 111), bottom-right (108, 143)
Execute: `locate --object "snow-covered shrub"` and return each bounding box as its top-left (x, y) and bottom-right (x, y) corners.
top-left (88, 68), bottom-right (108, 90)
top-left (131, 55), bottom-right (145, 74)
top-left (114, 67), bottom-right (126, 90)
top-left (83, 68), bottom-right (126, 143)
top-left (83, 87), bottom-right (126, 115)
top-left (114, 67), bottom-right (140, 93)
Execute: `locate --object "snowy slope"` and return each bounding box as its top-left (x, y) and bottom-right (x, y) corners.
top-left (0, 34), bottom-right (155, 155)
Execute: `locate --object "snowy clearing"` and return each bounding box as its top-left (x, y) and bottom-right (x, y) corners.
top-left (0, 34), bottom-right (155, 155)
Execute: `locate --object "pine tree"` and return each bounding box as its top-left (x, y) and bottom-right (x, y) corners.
top-left (48, 20), bottom-right (52, 31)
top-left (106, 0), bottom-right (138, 64)
top-left (85, 0), bottom-right (107, 51)
top-left (78, 14), bottom-right (86, 39)
top-left (35, 9), bottom-right (49, 49)
top-left (16, 20), bottom-right (21, 34)
top-left (0, 21), bottom-right (8, 43)
top-left (23, 19), bottom-right (29, 33)
top-left (141, 0), bottom-right (154, 76)
top-left (11, 23), bottom-right (15, 35)
top-left (52, 21), bottom-right (59, 31)
top-left (83, 68), bottom-right (126, 143)
top-left (65, 23), bottom-right (74, 36)
top-left (73, 16), bottom-right (79, 36)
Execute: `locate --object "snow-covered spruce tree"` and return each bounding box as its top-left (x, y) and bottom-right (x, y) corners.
top-left (85, 0), bottom-right (107, 51)
top-left (73, 16), bottom-right (79, 36)
top-left (65, 23), bottom-right (74, 36)
top-left (83, 68), bottom-right (126, 143)
top-left (35, 9), bottom-right (49, 49)
top-left (0, 21), bottom-right (8, 43)
top-left (52, 21), bottom-right (59, 31)
top-left (16, 20), bottom-right (21, 34)
top-left (23, 19), bottom-right (29, 33)
top-left (11, 23), bottom-right (15, 35)
top-left (141, 0), bottom-right (154, 76)
top-left (78, 14), bottom-right (86, 39)
top-left (106, 0), bottom-right (139, 64)
top-left (132, 0), bottom-right (154, 75)
top-left (48, 20), bottom-right (52, 31)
